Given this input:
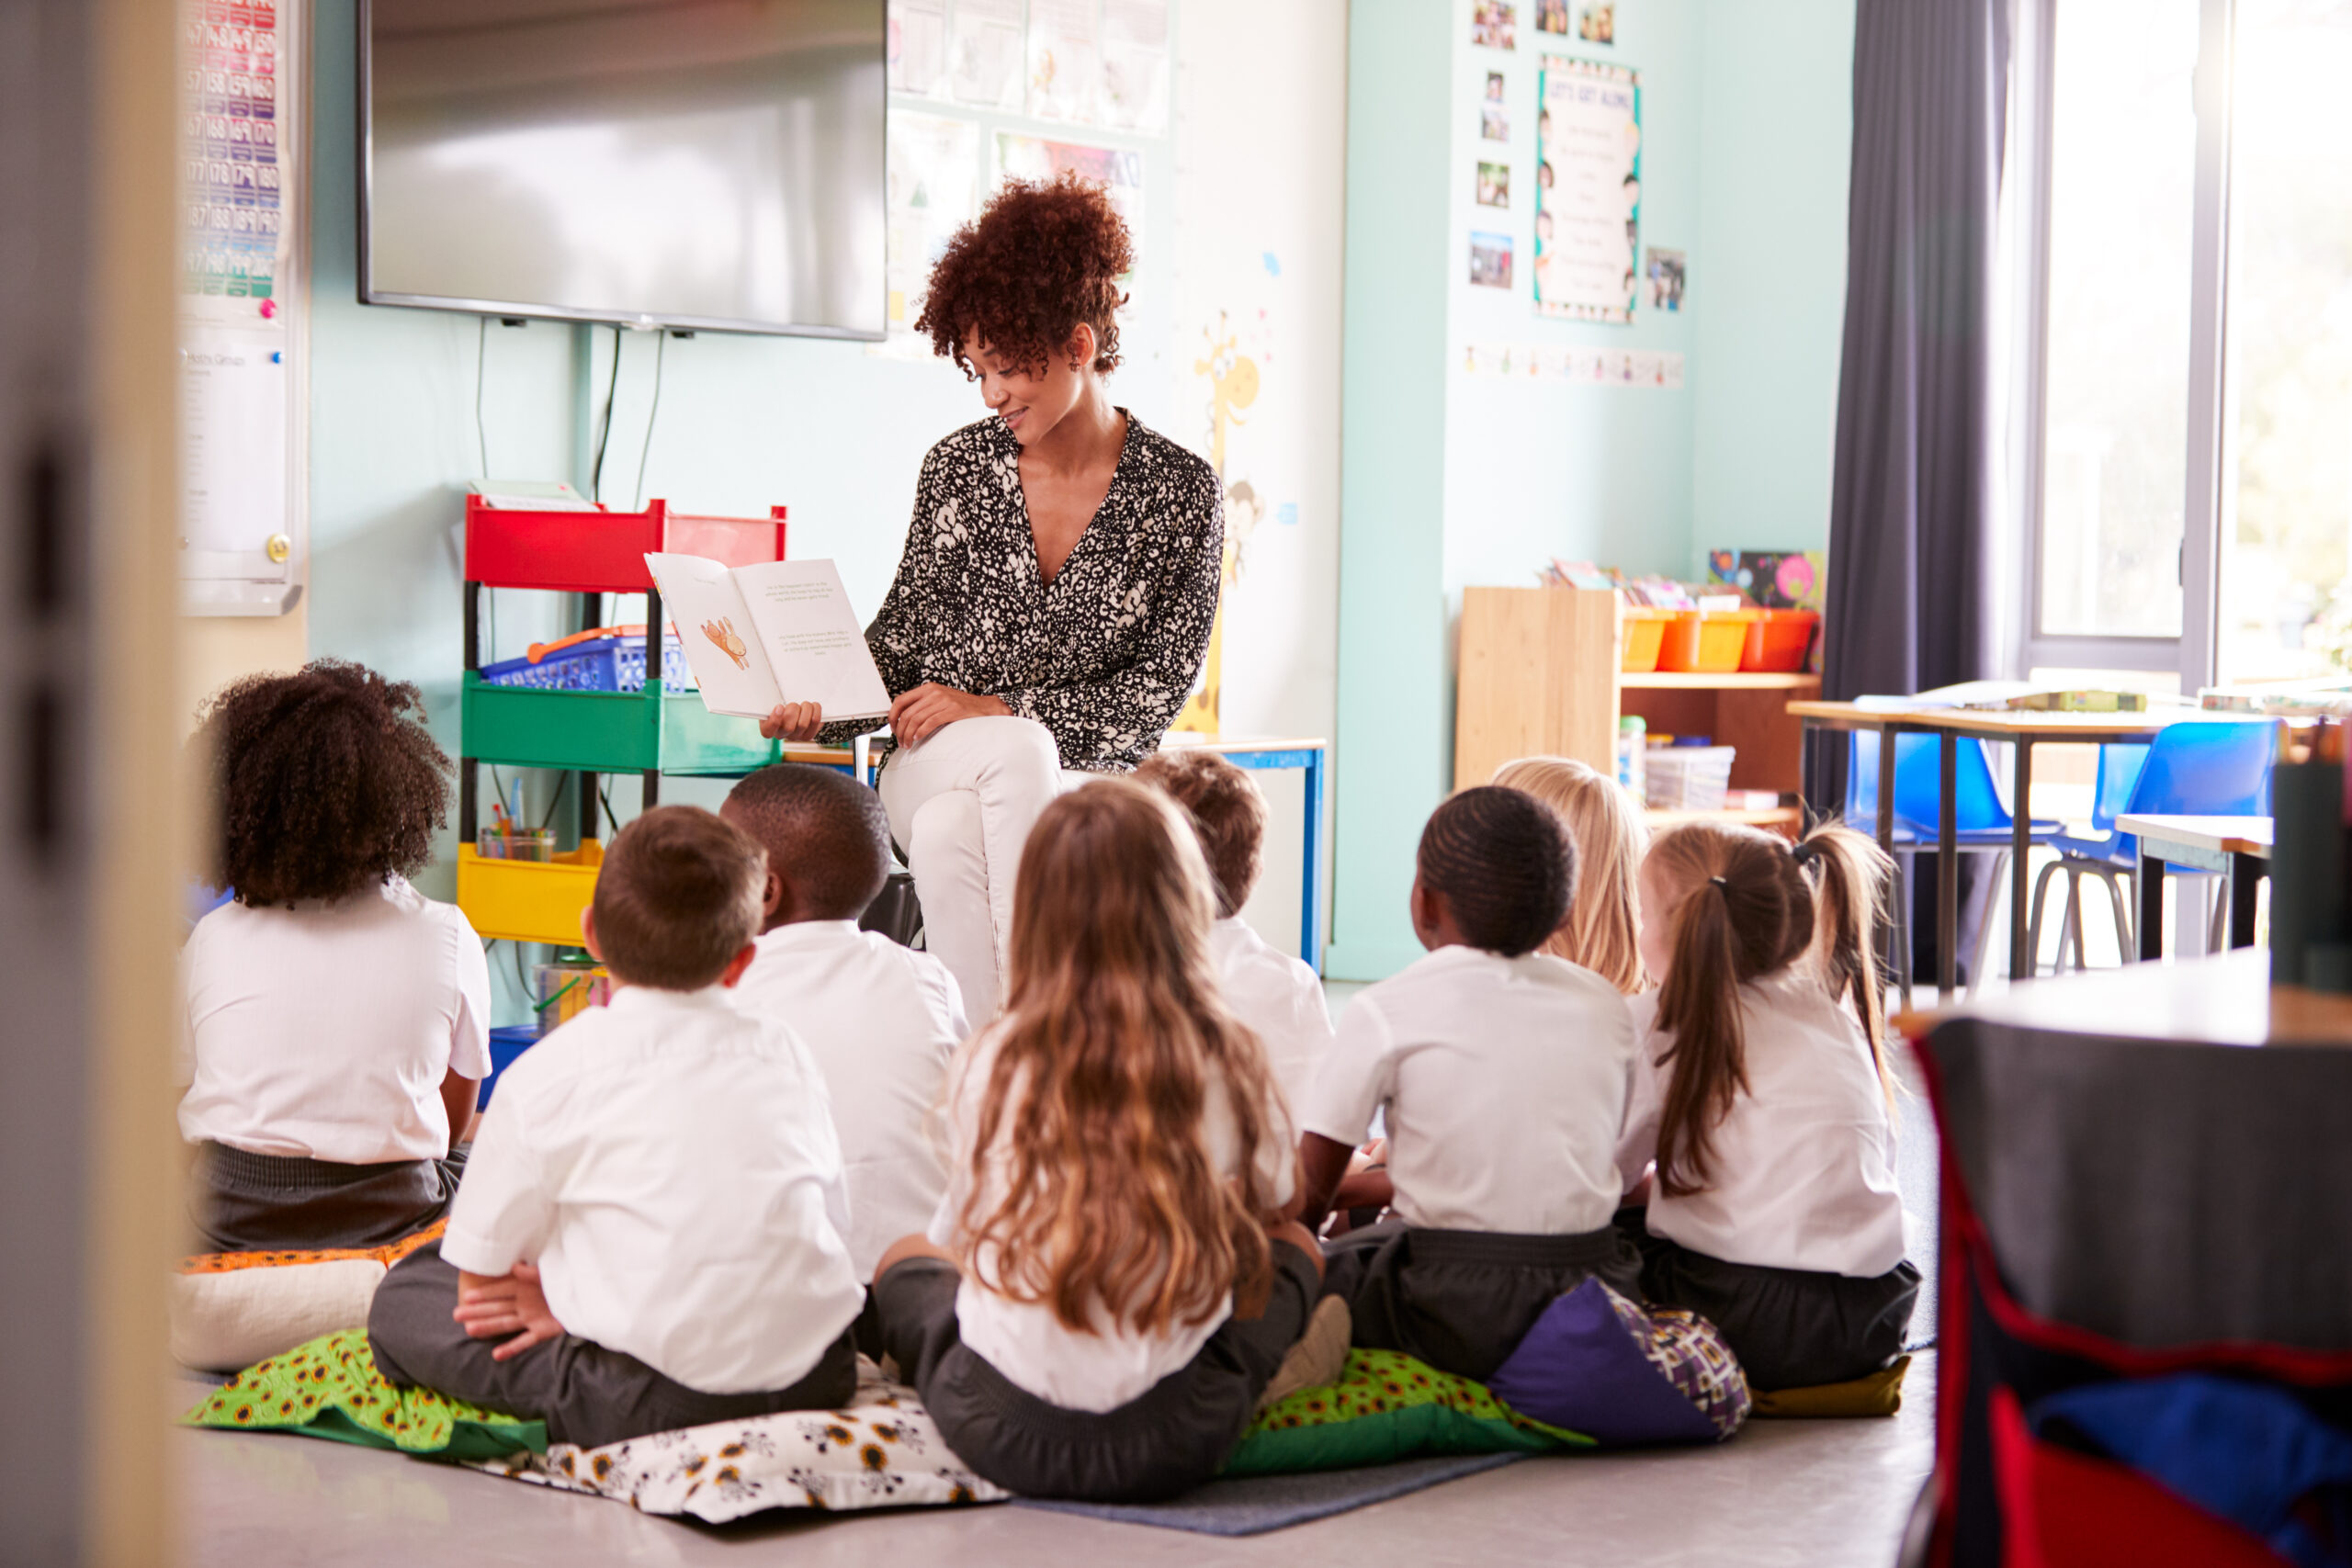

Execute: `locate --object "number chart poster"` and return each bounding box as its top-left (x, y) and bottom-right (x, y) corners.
top-left (1533, 56), bottom-right (1641, 324)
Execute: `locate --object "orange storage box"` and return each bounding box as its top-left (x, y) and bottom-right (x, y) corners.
top-left (1741, 609), bottom-right (1820, 672)
top-left (1656, 609), bottom-right (1759, 673)
top-left (1620, 607), bottom-right (1676, 672)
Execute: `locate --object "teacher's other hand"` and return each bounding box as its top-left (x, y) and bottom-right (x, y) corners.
top-left (889, 683), bottom-right (1011, 746)
top-left (759, 701), bottom-right (823, 742)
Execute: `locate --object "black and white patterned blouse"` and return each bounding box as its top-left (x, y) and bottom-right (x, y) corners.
top-left (819, 412), bottom-right (1224, 772)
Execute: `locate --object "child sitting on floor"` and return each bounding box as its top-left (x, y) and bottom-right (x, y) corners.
top-left (1136, 750), bottom-right (1333, 1109)
top-left (721, 762), bottom-right (967, 1280)
top-left (1295, 785), bottom-right (1642, 1382)
top-left (869, 779), bottom-right (1322, 1504)
top-left (368, 806), bottom-right (865, 1450)
top-left (1492, 755), bottom-right (1649, 993)
top-left (178, 661), bottom-right (490, 1253)
top-left (1617, 819), bottom-right (1918, 1392)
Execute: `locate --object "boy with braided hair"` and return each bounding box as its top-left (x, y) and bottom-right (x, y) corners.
top-left (1293, 785), bottom-right (1642, 1380)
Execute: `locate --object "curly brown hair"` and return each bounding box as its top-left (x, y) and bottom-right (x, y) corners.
top-left (197, 660), bottom-right (451, 907)
top-left (916, 170), bottom-right (1134, 378)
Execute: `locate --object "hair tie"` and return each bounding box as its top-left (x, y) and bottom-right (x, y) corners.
top-left (1790, 838), bottom-right (1824, 868)
top-left (1708, 875), bottom-right (1728, 889)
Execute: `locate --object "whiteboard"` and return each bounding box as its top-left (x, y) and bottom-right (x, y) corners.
top-left (179, 0), bottom-right (306, 616)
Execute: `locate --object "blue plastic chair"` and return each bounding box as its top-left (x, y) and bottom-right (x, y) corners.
top-left (1847, 730), bottom-right (2061, 994)
top-left (2027, 720), bottom-right (2276, 967)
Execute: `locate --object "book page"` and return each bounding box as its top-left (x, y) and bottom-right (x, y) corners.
top-left (643, 553), bottom-right (782, 717)
top-left (732, 558), bottom-right (892, 721)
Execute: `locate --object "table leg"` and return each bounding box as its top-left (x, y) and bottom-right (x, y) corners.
top-left (1871, 724), bottom-right (1900, 998)
top-left (2230, 852), bottom-right (2262, 950)
top-left (2009, 739), bottom-right (2034, 982)
top-left (1302, 749), bottom-right (1327, 975)
top-left (1938, 732), bottom-right (1959, 1000)
top-left (2137, 847), bottom-right (2167, 961)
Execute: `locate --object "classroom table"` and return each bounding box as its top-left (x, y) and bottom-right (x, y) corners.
top-left (790, 733), bottom-right (1330, 972)
top-left (1788, 701), bottom-right (2176, 996)
top-left (2118, 811), bottom-right (2273, 960)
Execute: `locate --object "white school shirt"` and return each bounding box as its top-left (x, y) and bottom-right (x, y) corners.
top-left (1617, 970), bottom-right (1907, 1279)
top-left (730, 919), bottom-right (967, 1280)
top-left (1299, 945), bottom-right (1635, 1235)
top-left (177, 876), bottom-right (492, 1165)
top-left (1207, 916), bottom-right (1334, 1114)
top-left (928, 1022), bottom-right (1298, 1413)
top-left (441, 985), bottom-right (865, 1395)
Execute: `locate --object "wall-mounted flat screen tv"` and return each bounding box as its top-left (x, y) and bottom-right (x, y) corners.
top-left (360, 0), bottom-right (886, 338)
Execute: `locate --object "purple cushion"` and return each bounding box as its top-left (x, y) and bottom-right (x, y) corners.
top-left (1486, 1279), bottom-right (1749, 1447)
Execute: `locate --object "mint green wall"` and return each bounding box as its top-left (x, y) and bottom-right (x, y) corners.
top-left (1689, 0), bottom-right (1856, 559)
top-left (1327, 0), bottom-right (1459, 981)
top-left (1328, 0), bottom-right (1856, 978)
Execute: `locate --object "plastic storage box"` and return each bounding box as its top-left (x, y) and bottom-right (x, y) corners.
top-left (1657, 610), bottom-right (1760, 673)
top-left (1621, 608), bottom-right (1676, 672)
top-left (1740, 609), bottom-right (1820, 673)
top-left (479, 633), bottom-right (692, 694)
top-left (1644, 745), bottom-right (1737, 811)
top-left (454, 840), bottom-right (604, 946)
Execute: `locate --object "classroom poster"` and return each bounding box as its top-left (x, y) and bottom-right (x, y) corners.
top-left (996, 134), bottom-right (1146, 267)
top-left (1100, 0), bottom-right (1171, 132)
top-left (1026, 0), bottom-right (1102, 122)
top-left (887, 0), bottom-right (948, 96)
top-left (1533, 55), bottom-right (1641, 324)
top-left (872, 113), bottom-right (981, 361)
top-left (949, 0), bottom-right (1026, 109)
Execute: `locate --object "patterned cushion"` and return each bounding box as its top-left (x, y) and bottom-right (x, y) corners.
top-left (181, 1329), bottom-right (1010, 1522)
top-left (1485, 1279), bottom-right (1751, 1446)
top-left (170, 1224), bottom-right (450, 1372)
top-left (1223, 1348), bottom-right (1592, 1475)
top-left (1750, 1355), bottom-right (1910, 1418)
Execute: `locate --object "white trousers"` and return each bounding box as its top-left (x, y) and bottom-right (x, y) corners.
top-left (876, 716), bottom-right (1082, 1028)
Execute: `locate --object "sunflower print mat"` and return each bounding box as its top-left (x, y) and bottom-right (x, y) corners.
top-left (1224, 1348), bottom-right (1593, 1475)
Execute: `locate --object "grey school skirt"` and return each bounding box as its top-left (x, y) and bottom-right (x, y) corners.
top-left (1318, 1218), bottom-right (1646, 1382)
top-left (189, 1141), bottom-right (465, 1254)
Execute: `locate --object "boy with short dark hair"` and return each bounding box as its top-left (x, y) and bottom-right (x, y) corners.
top-left (368, 806), bottom-right (864, 1449)
top-left (721, 763), bottom-right (967, 1280)
top-left (1136, 750), bottom-right (1332, 1109)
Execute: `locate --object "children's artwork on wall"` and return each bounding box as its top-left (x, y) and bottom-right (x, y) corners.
top-left (888, 0), bottom-right (949, 96)
top-left (871, 112), bottom-right (981, 362)
top-left (1469, 231), bottom-right (1515, 289)
top-left (1707, 550), bottom-right (1828, 614)
top-left (1578, 4), bottom-right (1616, 43)
top-left (1026, 0), bottom-right (1102, 122)
top-left (949, 0), bottom-right (1026, 109)
top-left (1483, 104), bottom-right (1511, 141)
top-left (1533, 56), bottom-right (1641, 324)
top-left (1099, 0), bottom-right (1171, 132)
top-left (1459, 342), bottom-right (1683, 388)
top-left (1476, 161), bottom-right (1511, 208)
top-left (1472, 2), bottom-right (1518, 50)
top-left (1645, 247), bottom-right (1685, 311)
top-left (1536, 0), bottom-right (1572, 35)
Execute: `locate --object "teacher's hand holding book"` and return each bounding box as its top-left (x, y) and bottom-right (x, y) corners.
top-left (759, 702), bottom-right (824, 742)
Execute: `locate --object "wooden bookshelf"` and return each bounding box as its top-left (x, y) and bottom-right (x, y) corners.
top-left (1454, 586), bottom-right (1818, 837)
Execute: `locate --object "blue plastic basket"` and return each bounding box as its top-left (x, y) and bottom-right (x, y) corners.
top-left (479, 634), bottom-right (694, 694)
top-left (478, 1025), bottom-right (539, 1111)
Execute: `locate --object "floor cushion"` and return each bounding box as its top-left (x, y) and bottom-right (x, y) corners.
top-left (170, 1224), bottom-right (447, 1373)
top-left (1751, 1356), bottom-right (1910, 1418)
top-left (1224, 1348), bottom-right (1591, 1475)
top-left (1485, 1278), bottom-right (1751, 1446)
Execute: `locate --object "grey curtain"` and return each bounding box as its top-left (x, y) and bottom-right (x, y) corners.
top-left (1816, 0), bottom-right (2012, 978)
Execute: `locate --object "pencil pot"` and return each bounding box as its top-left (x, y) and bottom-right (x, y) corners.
top-left (475, 828), bottom-right (556, 862)
top-left (533, 962), bottom-right (614, 1037)
top-left (480, 634), bottom-right (692, 694)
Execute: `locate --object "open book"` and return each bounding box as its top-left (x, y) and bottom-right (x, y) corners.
top-left (642, 553), bottom-right (892, 721)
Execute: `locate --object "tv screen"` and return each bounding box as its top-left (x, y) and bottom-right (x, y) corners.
top-left (360, 0), bottom-right (886, 338)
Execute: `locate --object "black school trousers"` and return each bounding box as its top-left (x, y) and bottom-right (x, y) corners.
top-left (190, 1141), bottom-right (464, 1254)
top-left (367, 1241), bottom-right (858, 1450)
top-left (871, 1241), bottom-right (1317, 1503)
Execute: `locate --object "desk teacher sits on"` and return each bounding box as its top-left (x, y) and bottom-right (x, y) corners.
top-left (760, 173), bottom-right (1223, 1026)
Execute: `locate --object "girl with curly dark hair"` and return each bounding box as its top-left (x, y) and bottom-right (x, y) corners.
top-left (758, 171), bottom-right (1224, 1028)
top-left (179, 660), bottom-right (492, 1253)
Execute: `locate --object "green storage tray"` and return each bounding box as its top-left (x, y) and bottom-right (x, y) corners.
top-left (461, 676), bottom-right (780, 775)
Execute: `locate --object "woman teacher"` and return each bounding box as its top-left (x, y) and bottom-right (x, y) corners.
top-left (761, 174), bottom-right (1223, 1024)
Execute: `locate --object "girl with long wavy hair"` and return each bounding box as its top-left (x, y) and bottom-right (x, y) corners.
top-left (869, 778), bottom-right (1321, 1503)
top-left (1616, 818), bottom-right (1920, 1393)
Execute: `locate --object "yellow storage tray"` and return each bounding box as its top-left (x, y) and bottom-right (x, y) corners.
top-left (457, 841), bottom-right (603, 946)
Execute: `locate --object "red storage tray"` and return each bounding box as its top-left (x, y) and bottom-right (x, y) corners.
top-left (465, 497), bottom-right (787, 593)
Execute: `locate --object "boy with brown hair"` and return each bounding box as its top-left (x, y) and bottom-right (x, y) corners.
top-left (721, 763), bottom-right (967, 1280)
top-left (1135, 750), bottom-right (1332, 1108)
top-left (368, 806), bottom-right (864, 1449)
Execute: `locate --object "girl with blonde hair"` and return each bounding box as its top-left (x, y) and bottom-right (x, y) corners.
top-left (1491, 755), bottom-right (1648, 992)
top-left (1617, 818), bottom-right (1918, 1392)
top-left (870, 778), bottom-right (1320, 1502)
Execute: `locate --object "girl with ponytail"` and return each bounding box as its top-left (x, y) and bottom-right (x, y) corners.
top-left (1615, 819), bottom-right (1919, 1393)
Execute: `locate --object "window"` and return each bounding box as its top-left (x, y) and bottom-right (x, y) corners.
top-left (2015, 0), bottom-right (2352, 689)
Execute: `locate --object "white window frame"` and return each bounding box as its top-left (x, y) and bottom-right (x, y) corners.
top-left (2010, 0), bottom-right (2234, 689)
